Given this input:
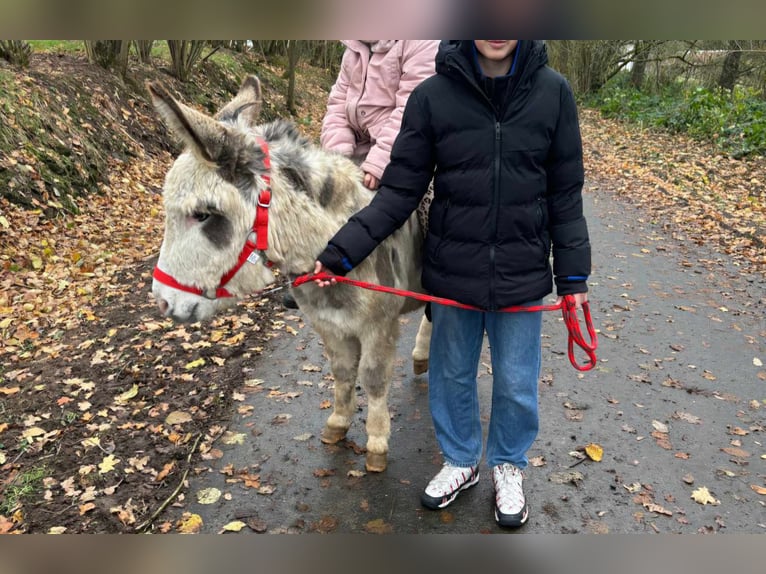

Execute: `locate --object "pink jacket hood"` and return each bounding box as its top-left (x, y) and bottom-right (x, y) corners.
top-left (320, 40), bottom-right (439, 180)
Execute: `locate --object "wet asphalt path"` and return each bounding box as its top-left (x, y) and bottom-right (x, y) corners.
top-left (166, 181), bottom-right (765, 534)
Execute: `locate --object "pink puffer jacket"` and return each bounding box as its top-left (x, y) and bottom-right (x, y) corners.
top-left (320, 40), bottom-right (439, 181)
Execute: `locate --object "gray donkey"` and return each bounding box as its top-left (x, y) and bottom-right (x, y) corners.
top-left (149, 76), bottom-right (432, 471)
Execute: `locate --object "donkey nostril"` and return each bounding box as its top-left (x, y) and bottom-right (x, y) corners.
top-left (157, 298), bottom-right (169, 315)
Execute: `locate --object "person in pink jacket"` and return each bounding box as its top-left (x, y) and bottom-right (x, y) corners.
top-left (320, 40), bottom-right (439, 190)
top-left (283, 40), bottom-right (438, 311)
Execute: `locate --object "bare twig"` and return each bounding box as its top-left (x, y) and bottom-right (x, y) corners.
top-left (568, 456), bottom-right (587, 468)
top-left (135, 433), bottom-right (202, 532)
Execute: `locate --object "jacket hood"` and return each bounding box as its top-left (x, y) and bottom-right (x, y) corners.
top-left (342, 40), bottom-right (397, 53)
top-left (436, 40), bottom-right (547, 86)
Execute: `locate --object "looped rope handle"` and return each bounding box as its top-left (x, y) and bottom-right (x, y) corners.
top-left (292, 272), bottom-right (598, 372)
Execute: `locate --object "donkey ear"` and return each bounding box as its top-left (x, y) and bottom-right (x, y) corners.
top-left (146, 81), bottom-right (228, 165)
top-left (215, 75), bottom-right (263, 126)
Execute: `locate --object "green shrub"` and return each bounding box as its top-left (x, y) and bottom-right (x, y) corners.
top-left (0, 40), bottom-right (31, 67)
top-left (589, 81), bottom-right (766, 158)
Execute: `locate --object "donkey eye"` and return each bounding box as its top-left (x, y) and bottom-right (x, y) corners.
top-left (192, 212), bottom-right (210, 223)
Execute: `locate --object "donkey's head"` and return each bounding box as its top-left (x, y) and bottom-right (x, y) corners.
top-left (148, 76), bottom-right (277, 322)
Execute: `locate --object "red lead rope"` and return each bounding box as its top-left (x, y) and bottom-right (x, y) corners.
top-left (292, 272), bottom-right (598, 372)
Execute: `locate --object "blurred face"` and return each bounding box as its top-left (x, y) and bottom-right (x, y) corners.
top-left (474, 40), bottom-right (519, 62)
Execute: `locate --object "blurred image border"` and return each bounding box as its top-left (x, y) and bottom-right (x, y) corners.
top-left (0, 0), bottom-right (765, 39)
top-left (1, 534), bottom-right (765, 574)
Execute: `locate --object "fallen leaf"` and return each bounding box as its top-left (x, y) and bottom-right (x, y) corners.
top-left (98, 454), bottom-right (120, 474)
top-left (246, 517), bottom-right (268, 532)
top-left (48, 526), bottom-right (67, 534)
top-left (585, 443), bottom-right (604, 462)
top-left (184, 358), bottom-right (206, 370)
top-left (314, 516), bottom-right (339, 533)
top-left (313, 468), bottom-right (336, 478)
top-left (0, 515), bottom-right (16, 534)
top-left (682, 474), bottom-right (694, 485)
top-left (221, 432), bottom-right (246, 445)
top-left (651, 431), bottom-right (672, 450)
top-left (220, 520), bottom-right (246, 533)
top-left (364, 518), bottom-right (393, 534)
top-left (110, 502), bottom-right (136, 526)
top-left (754, 357), bottom-right (763, 367)
top-left (196, 487), bottom-right (222, 505)
top-left (21, 427), bottom-right (46, 441)
top-left (0, 386), bottom-right (20, 395)
top-left (690, 487), bottom-right (720, 506)
top-left (652, 420), bottom-right (669, 433)
top-left (721, 446), bottom-right (750, 458)
top-left (750, 485), bottom-right (766, 495)
top-left (271, 414), bottom-right (292, 424)
top-left (644, 502), bottom-right (673, 516)
top-left (548, 471), bottom-right (584, 485)
top-left (673, 411), bottom-right (701, 424)
top-left (114, 384), bottom-right (138, 403)
top-left (177, 512), bottom-right (203, 534)
top-left (165, 411), bottom-right (193, 425)
top-left (156, 462), bottom-right (175, 482)
top-left (201, 448), bottom-right (224, 460)
top-left (78, 502), bottom-right (96, 515)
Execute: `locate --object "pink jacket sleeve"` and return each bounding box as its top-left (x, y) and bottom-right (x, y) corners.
top-left (361, 40), bottom-right (438, 180)
top-left (320, 49), bottom-right (356, 156)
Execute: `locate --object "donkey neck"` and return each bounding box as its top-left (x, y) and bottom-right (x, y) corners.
top-left (259, 143), bottom-right (374, 277)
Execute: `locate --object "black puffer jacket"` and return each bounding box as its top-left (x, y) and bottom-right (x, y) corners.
top-left (318, 40), bottom-right (590, 310)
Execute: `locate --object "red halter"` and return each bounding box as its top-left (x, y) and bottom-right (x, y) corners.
top-left (153, 138), bottom-right (272, 300)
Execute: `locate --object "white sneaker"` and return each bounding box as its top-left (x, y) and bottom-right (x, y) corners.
top-left (421, 463), bottom-right (479, 510)
top-left (493, 463), bottom-right (529, 527)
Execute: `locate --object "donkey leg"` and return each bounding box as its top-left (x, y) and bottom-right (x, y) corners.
top-left (318, 331), bottom-right (360, 445)
top-left (359, 322), bottom-right (398, 472)
top-left (411, 313), bottom-right (432, 375)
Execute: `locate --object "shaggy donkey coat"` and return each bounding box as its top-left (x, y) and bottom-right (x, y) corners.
top-left (149, 76), bottom-right (429, 471)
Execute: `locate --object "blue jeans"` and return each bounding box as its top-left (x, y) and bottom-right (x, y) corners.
top-left (428, 301), bottom-right (543, 469)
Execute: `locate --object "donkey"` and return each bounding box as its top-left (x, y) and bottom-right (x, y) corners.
top-left (149, 76), bottom-right (432, 471)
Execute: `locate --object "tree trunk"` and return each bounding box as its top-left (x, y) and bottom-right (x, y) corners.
top-left (630, 40), bottom-right (649, 89)
top-left (0, 40), bottom-right (31, 67)
top-left (719, 40), bottom-right (742, 92)
top-left (115, 40), bottom-right (130, 78)
top-left (167, 40), bottom-right (206, 82)
top-left (286, 40), bottom-right (299, 114)
top-left (84, 41), bottom-right (124, 70)
top-left (134, 41), bottom-right (154, 64)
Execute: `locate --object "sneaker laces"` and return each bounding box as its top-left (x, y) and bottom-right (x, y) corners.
top-left (493, 463), bottom-right (525, 515)
top-left (425, 463), bottom-right (477, 497)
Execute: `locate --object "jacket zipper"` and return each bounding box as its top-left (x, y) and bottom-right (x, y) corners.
top-left (446, 51), bottom-right (527, 310)
top-left (489, 121), bottom-right (502, 310)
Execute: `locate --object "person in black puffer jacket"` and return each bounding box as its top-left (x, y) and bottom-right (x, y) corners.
top-left (314, 40), bottom-right (591, 529)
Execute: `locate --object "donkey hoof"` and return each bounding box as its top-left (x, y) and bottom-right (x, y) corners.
top-left (413, 359), bottom-right (429, 375)
top-left (365, 452), bottom-right (387, 473)
top-left (320, 425), bottom-right (348, 444)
